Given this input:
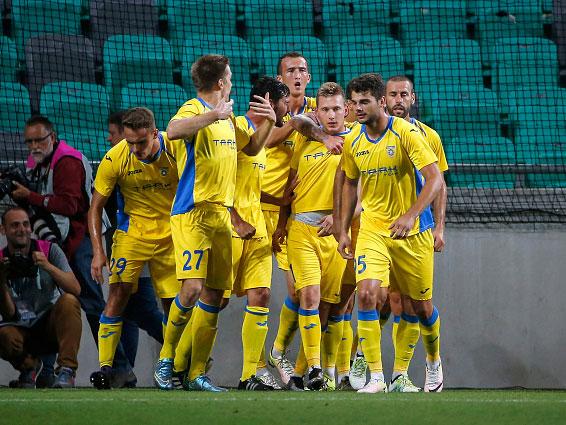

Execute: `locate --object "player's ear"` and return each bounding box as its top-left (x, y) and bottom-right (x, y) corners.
top-left (276, 75), bottom-right (283, 82)
top-left (411, 91), bottom-right (416, 106)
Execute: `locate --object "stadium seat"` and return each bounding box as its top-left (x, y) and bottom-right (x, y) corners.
top-left (331, 35), bottom-right (403, 88)
top-left (103, 35), bottom-right (173, 108)
top-left (411, 38), bottom-right (483, 87)
top-left (11, 0), bottom-right (83, 60)
top-left (25, 34), bottom-right (96, 112)
top-left (398, 1), bottom-right (468, 44)
top-left (515, 127), bottom-right (566, 188)
top-left (39, 82), bottom-right (110, 161)
top-left (321, 0), bottom-right (391, 45)
top-left (180, 34), bottom-right (251, 96)
top-left (0, 132), bottom-right (28, 164)
top-left (489, 37), bottom-right (558, 95)
top-left (167, 0), bottom-right (239, 62)
top-left (90, 0), bottom-right (160, 61)
top-left (0, 37), bottom-right (17, 83)
top-left (119, 83), bottom-right (187, 131)
top-left (243, 1), bottom-right (314, 51)
top-left (259, 35), bottom-right (327, 96)
top-left (430, 85), bottom-right (499, 140)
top-left (231, 82), bottom-right (253, 116)
top-left (444, 136), bottom-right (517, 188)
top-left (0, 82), bottom-right (30, 132)
top-left (501, 88), bottom-right (566, 123)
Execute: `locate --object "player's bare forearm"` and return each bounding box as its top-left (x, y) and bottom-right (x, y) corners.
top-left (45, 264), bottom-right (80, 296)
top-left (290, 114), bottom-right (325, 142)
top-left (265, 122), bottom-right (294, 148)
top-left (166, 111), bottom-right (220, 140)
top-left (333, 166), bottom-right (345, 223)
top-left (244, 120), bottom-right (275, 156)
top-left (260, 191), bottom-right (283, 206)
top-left (405, 163), bottom-right (443, 221)
top-left (432, 176), bottom-right (447, 231)
top-left (340, 177), bottom-right (358, 234)
top-left (88, 190), bottom-right (109, 258)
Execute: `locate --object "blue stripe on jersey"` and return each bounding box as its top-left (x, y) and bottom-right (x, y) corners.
top-left (361, 116), bottom-right (393, 144)
top-left (116, 186), bottom-right (130, 232)
top-left (171, 141), bottom-right (196, 216)
top-left (140, 133), bottom-right (164, 164)
top-left (414, 166), bottom-right (434, 232)
top-left (197, 97), bottom-right (212, 110)
top-left (351, 132), bottom-right (364, 147)
top-left (289, 97), bottom-right (307, 117)
top-left (245, 114), bottom-right (256, 131)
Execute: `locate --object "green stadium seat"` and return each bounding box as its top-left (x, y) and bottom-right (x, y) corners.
top-left (244, 1), bottom-right (314, 51)
top-left (445, 136), bottom-right (517, 188)
top-left (501, 88), bottom-right (566, 123)
top-left (103, 35), bottom-right (174, 108)
top-left (11, 0), bottom-right (83, 60)
top-left (398, 1), bottom-right (468, 44)
top-left (321, 0), bottom-right (391, 45)
top-left (430, 86), bottom-right (499, 140)
top-left (180, 34), bottom-right (251, 96)
top-left (231, 82), bottom-right (253, 116)
top-left (515, 127), bottom-right (566, 188)
top-left (167, 0), bottom-right (239, 62)
top-left (411, 38), bottom-right (483, 87)
top-left (0, 36), bottom-right (17, 82)
top-left (489, 37), bottom-right (558, 94)
top-left (39, 82), bottom-right (109, 160)
top-left (0, 82), bottom-right (30, 132)
top-left (119, 83), bottom-right (187, 131)
top-left (259, 35), bottom-right (327, 97)
top-left (331, 35), bottom-right (403, 88)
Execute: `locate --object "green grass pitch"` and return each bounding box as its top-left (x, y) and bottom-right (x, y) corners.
top-left (1, 389), bottom-right (565, 424)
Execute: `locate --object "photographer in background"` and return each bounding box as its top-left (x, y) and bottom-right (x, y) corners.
top-left (0, 207), bottom-right (82, 388)
top-left (6, 116), bottom-right (135, 387)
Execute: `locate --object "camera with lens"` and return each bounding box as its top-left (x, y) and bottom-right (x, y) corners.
top-left (6, 251), bottom-right (38, 280)
top-left (0, 165), bottom-right (30, 199)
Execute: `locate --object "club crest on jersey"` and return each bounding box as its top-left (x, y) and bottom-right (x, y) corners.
top-left (160, 167), bottom-right (168, 176)
top-left (386, 145), bottom-right (396, 157)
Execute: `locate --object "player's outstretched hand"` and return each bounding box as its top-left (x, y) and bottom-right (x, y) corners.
top-left (389, 213), bottom-right (415, 239)
top-left (432, 227), bottom-right (445, 252)
top-left (214, 98), bottom-right (234, 120)
top-left (272, 227), bottom-right (287, 253)
top-left (322, 135), bottom-right (344, 155)
top-left (317, 214), bottom-right (334, 237)
top-left (91, 251), bottom-right (109, 285)
top-left (280, 175), bottom-right (300, 206)
top-left (250, 93), bottom-right (276, 123)
top-left (337, 232), bottom-right (354, 260)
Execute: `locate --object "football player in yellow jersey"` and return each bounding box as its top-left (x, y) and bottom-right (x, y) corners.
top-left (379, 75), bottom-right (449, 393)
top-left (88, 107), bottom-right (180, 389)
top-left (272, 82), bottom-right (349, 391)
top-left (264, 53), bottom-right (343, 385)
top-left (156, 55), bottom-right (276, 392)
top-left (338, 73), bottom-right (444, 393)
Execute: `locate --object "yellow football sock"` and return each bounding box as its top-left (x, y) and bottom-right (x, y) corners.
top-left (189, 300), bottom-right (220, 380)
top-left (98, 314), bottom-right (123, 368)
top-left (173, 315), bottom-right (194, 373)
top-left (298, 308), bottom-right (321, 368)
top-left (336, 314), bottom-right (353, 376)
top-left (294, 341), bottom-right (308, 377)
top-left (357, 309), bottom-right (382, 372)
top-left (257, 345), bottom-right (267, 370)
top-left (160, 295), bottom-right (193, 360)
top-left (273, 296), bottom-right (299, 353)
top-left (392, 315), bottom-right (400, 344)
top-left (241, 306), bottom-right (269, 381)
top-left (162, 315), bottom-right (167, 340)
top-left (322, 315), bottom-right (344, 373)
top-left (393, 313), bottom-right (420, 373)
top-left (419, 306), bottom-right (441, 362)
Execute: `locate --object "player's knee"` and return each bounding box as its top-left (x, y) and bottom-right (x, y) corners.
top-left (357, 288), bottom-right (375, 309)
top-left (55, 293), bottom-right (81, 314)
top-left (411, 299), bottom-right (433, 320)
top-left (248, 287), bottom-right (270, 307)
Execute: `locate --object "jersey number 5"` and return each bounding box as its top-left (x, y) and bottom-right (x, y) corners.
top-left (356, 255), bottom-right (367, 274)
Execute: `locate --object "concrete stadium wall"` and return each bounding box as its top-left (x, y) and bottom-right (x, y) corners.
top-left (1, 228), bottom-right (565, 389)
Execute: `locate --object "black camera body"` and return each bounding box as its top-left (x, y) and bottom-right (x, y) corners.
top-left (0, 165), bottom-right (32, 199)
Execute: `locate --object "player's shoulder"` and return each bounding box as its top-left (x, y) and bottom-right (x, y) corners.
top-left (344, 121), bottom-right (362, 144)
top-left (102, 140), bottom-right (130, 163)
top-left (412, 118), bottom-right (441, 141)
top-left (235, 115), bottom-right (255, 134)
top-left (305, 96), bottom-right (317, 111)
top-left (171, 97), bottom-right (206, 121)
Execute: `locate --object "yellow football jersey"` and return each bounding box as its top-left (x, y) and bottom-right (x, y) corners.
top-left (94, 132), bottom-right (178, 240)
top-left (290, 128), bottom-right (350, 214)
top-left (342, 116), bottom-right (438, 237)
top-left (233, 115), bottom-right (267, 238)
top-left (410, 118), bottom-right (448, 172)
top-left (169, 97), bottom-right (244, 215)
top-left (261, 96), bottom-right (317, 211)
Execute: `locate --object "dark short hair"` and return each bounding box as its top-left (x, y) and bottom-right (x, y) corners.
top-left (346, 73), bottom-right (386, 101)
top-left (108, 110), bottom-right (126, 130)
top-left (122, 107), bottom-right (155, 130)
top-left (191, 54), bottom-right (230, 92)
top-left (386, 75), bottom-right (414, 92)
top-left (1, 206), bottom-right (28, 225)
top-left (316, 82), bottom-right (345, 104)
top-left (277, 52), bottom-right (308, 75)
top-left (25, 115), bottom-right (54, 132)
top-left (249, 76), bottom-right (290, 103)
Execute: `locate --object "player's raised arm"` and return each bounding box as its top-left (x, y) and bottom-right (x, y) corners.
top-left (242, 93), bottom-right (276, 156)
top-left (167, 99), bottom-right (233, 141)
top-left (289, 114), bottom-right (343, 154)
top-left (88, 189), bottom-right (110, 284)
